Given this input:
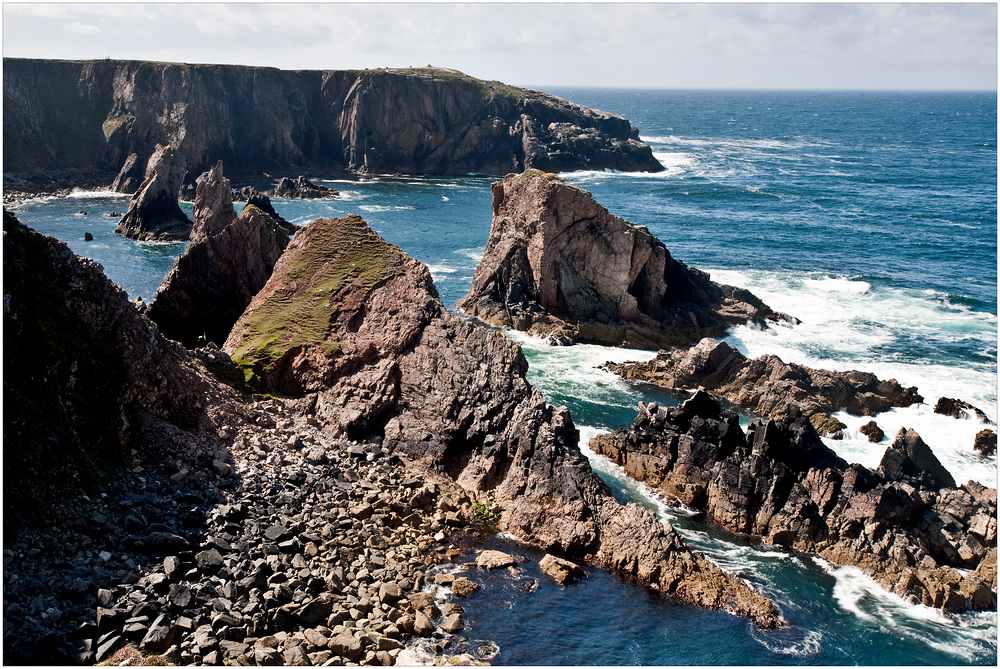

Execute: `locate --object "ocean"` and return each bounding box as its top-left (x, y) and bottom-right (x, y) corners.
top-left (7, 89), bottom-right (997, 664)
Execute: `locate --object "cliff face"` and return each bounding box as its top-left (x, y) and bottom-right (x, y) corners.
top-left (3, 59), bottom-right (663, 179)
top-left (590, 392), bottom-right (997, 613)
top-left (457, 170), bottom-right (778, 348)
top-left (223, 214), bottom-right (779, 627)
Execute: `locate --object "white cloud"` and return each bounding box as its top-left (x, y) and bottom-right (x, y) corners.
top-left (62, 21), bottom-right (100, 35)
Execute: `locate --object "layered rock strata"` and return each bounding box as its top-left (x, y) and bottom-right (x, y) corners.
top-left (590, 391), bottom-right (997, 612)
top-left (114, 144), bottom-right (192, 240)
top-left (604, 337), bottom-right (923, 435)
top-left (267, 175), bottom-right (339, 199)
top-left (224, 214), bottom-right (779, 627)
top-left (147, 166), bottom-right (290, 348)
top-left (4, 59), bottom-right (663, 178)
top-left (457, 170), bottom-right (778, 349)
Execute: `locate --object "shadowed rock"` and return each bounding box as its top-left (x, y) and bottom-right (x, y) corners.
top-left (190, 161), bottom-right (237, 242)
top-left (457, 170), bottom-right (779, 348)
top-left (266, 176), bottom-right (338, 199)
top-left (114, 144), bottom-right (192, 241)
top-left (111, 152), bottom-right (143, 194)
top-left (604, 338), bottom-right (923, 435)
top-left (590, 391), bottom-right (997, 612)
top-left (224, 214), bottom-right (780, 627)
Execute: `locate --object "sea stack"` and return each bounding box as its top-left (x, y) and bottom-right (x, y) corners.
top-left (457, 170), bottom-right (778, 348)
top-left (114, 144), bottom-right (192, 241)
top-left (147, 161), bottom-right (290, 348)
top-left (223, 214), bottom-right (780, 627)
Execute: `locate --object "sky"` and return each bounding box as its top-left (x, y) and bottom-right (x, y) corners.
top-left (2, 2), bottom-right (997, 90)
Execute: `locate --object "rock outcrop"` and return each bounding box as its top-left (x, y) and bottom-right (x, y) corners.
top-left (590, 391), bottom-right (997, 612)
top-left (4, 59), bottom-right (663, 179)
top-left (975, 429), bottom-right (997, 456)
top-left (2, 208), bottom-right (218, 530)
top-left (233, 186), bottom-right (297, 236)
top-left (934, 397), bottom-right (993, 423)
top-left (114, 144), bottom-right (192, 240)
top-left (189, 161), bottom-right (237, 242)
top-left (604, 337), bottom-right (924, 435)
top-left (223, 214), bottom-right (779, 627)
top-left (147, 166), bottom-right (290, 348)
top-left (457, 170), bottom-right (779, 349)
top-left (266, 175), bottom-right (339, 199)
top-left (111, 152), bottom-right (143, 194)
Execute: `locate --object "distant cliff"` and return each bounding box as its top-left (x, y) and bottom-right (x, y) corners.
top-left (3, 59), bottom-right (664, 180)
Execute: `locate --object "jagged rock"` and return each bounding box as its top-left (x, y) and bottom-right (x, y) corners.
top-left (974, 429), bottom-right (997, 456)
top-left (111, 153), bottom-right (143, 194)
top-left (190, 161), bottom-right (237, 242)
top-left (860, 421), bottom-right (885, 442)
top-left (114, 144), bottom-right (192, 241)
top-left (457, 170), bottom-right (778, 349)
top-left (147, 200), bottom-right (289, 348)
top-left (934, 397), bottom-right (993, 423)
top-left (2, 210), bottom-right (214, 528)
top-left (266, 176), bottom-right (338, 199)
top-left (5, 59), bottom-right (662, 178)
top-left (223, 214), bottom-right (779, 628)
top-left (590, 391), bottom-right (996, 613)
top-left (538, 554), bottom-right (585, 585)
top-left (604, 338), bottom-right (923, 435)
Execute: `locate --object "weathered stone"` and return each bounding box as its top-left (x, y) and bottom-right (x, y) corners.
top-left (195, 548), bottom-right (224, 573)
top-left (412, 611), bottom-right (435, 637)
top-left (140, 613), bottom-right (178, 652)
top-left (539, 554), bottom-right (585, 585)
top-left (860, 421), bottom-right (885, 443)
top-left (266, 176), bottom-right (339, 199)
top-left (476, 550), bottom-right (515, 570)
top-left (974, 429), bottom-right (997, 456)
top-left (439, 613), bottom-right (464, 634)
top-left (451, 577), bottom-right (480, 598)
top-left (934, 397), bottom-right (991, 422)
top-left (328, 634), bottom-right (363, 661)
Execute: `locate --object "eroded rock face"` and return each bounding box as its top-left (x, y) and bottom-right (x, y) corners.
top-left (5, 59), bottom-right (663, 178)
top-left (224, 214), bottom-right (779, 627)
top-left (2, 209), bottom-right (219, 530)
top-left (148, 203), bottom-right (289, 348)
top-left (456, 170), bottom-right (777, 348)
top-left (604, 338), bottom-right (923, 435)
top-left (111, 152), bottom-right (143, 194)
top-left (590, 391), bottom-right (997, 612)
top-left (114, 144), bottom-right (192, 241)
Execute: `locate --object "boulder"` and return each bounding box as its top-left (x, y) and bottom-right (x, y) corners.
top-left (457, 170), bottom-right (778, 348)
top-left (538, 554), bottom-right (585, 585)
top-left (604, 338), bottom-right (923, 436)
top-left (115, 144), bottom-right (192, 241)
top-left (934, 397), bottom-right (991, 422)
top-left (450, 577), bottom-right (480, 597)
top-left (974, 429), bottom-right (997, 456)
top-left (877, 428), bottom-right (957, 492)
top-left (860, 421), bottom-right (885, 443)
top-left (476, 550), bottom-right (515, 570)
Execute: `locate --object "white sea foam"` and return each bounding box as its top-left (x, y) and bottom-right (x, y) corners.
top-left (749, 628), bottom-right (824, 657)
top-left (358, 204), bottom-right (416, 212)
top-left (328, 189), bottom-right (367, 201)
top-left (65, 188), bottom-right (130, 200)
top-left (455, 247), bottom-right (484, 263)
top-left (425, 264), bottom-right (457, 276)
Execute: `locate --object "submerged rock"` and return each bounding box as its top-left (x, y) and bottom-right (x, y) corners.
top-left (590, 391), bottom-right (997, 613)
top-left (457, 170), bottom-right (779, 348)
top-left (114, 144), bottom-right (192, 241)
top-left (224, 214), bottom-right (780, 627)
top-left (934, 396), bottom-right (993, 423)
top-left (604, 337), bottom-right (923, 435)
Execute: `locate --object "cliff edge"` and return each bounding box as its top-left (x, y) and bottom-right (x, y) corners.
top-left (3, 59), bottom-right (663, 180)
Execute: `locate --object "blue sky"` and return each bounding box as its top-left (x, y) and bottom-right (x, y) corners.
top-left (2, 2), bottom-right (996, 90)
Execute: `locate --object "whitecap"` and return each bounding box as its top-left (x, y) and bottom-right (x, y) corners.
top-left (455, 247), bottom-right (484, 262)
top-left (426, 264), bottom-right (457, 276)
top-left (358, 204), bottom-right (416, 212)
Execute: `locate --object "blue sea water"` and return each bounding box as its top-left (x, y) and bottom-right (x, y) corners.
top-left (7, 89), bottom-right (997, 664)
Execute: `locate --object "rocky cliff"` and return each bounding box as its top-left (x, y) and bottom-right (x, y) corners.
top-left (604, 337), bottom-right (924, 435)
top-left (3, 59), bottom-right (663, 181)
top-left (114, 144), bottom-right (192, 240)
top-left (457, 170), bottom-right (779, 348)
top-left (590, 392), bottom-right (997, 612)
top-left (147, 160), bottom-right (290, 348)
top-left (223, 214), bottom-right (779, 627)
